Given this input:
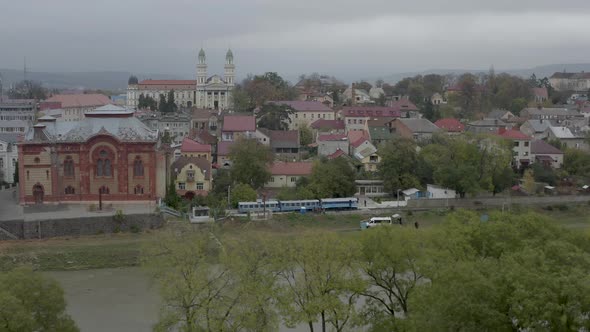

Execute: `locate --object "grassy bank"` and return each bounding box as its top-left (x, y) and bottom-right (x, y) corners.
top-left (1, 205), bottom-right (589, 272)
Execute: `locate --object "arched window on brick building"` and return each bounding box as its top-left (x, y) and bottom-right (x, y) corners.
top-left (64, 156), bottom-right (74, 177)
top-left (99, 186), bottom-right (109, 195)
top-left (133, 157), bottom-right (144, 177)
top-left (96, 150), bottom-right (112, 177)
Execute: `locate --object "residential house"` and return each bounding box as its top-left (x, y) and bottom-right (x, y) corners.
top-left (520, 119), bottom-right (555, 139)
top-left (342, 87), bottom-right (371, 104)
top-left (520, 107), bottom-right (585, 127)
top-left (171, 156), bottom-right (211, 199)
top-left (549, 72), bottom-right (590, 92)
top-left (434, 118), bottom-right (464, 134)
top-left (221, 115), bottom-right (256, 141)
top-left (180, 137), bottom-right (212, 160)
top-left (498, 129), bottom-right (532, 169)
top-left (297, 92), bottom-right (334, 108)
top-left (389, 118), bottom-right (440, 141)
top-left (41, 94), bottom-right (111, 122)
top-left (268, 101), bottom-right (334, 130)
top-left (0, 133), bottom-right (19, 184)
top-left (191, 108), bottom-right (219, 134)
top-left (532, 87), bottom-right (549, 104)
top-left (216, 141), bottom-right (235, 168)
top-left (348, 130), bottom-right (380, 172)
top-left (340, 106), bottom-right (403, 132)
top-left (266, 162), bottom-right (313, 188)
top-left (367, 118), bottom-right (394, 146)
top-left (310, 119), bottom-right (346, 136)
top-left (385, 99), bottom-right (420, 113)
top-left (158, 112), bottom-right (192, 144)
top-left (466, 119), bottom-right (507, 134)
top-left (317, 134), bottom-right (349, 157)
top-left (544, 126), bottom-right (588, 150)
top-left (259, 129), bottom-right (300, 157)
top-left (487, 110), bottom-right (516, 122)
top-left (530, 140), bottom-right (564, 169)
top-left (430, 93), bottom-right (446, 105)
top-left (355, 180), bottom-right (386, 197)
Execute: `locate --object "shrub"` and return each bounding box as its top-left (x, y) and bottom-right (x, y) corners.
top-left (407, 210), bottom-right (414, 216)
top-left (545, 205), bottom-right (554, 211)
top-left (113, 226), bottom-right (121, 233)
top-left (113, 210), bottom-right (125, 224)
top-left (130, 225), bottom-right (141, 233)
top-left (555, 204), bottom-right (568, 211)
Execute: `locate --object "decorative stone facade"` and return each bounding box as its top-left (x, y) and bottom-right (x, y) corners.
top-left (18, 109), bottom-right (158, 204)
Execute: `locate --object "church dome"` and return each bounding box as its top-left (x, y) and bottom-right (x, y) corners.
top-left (226, 49), bottom-right (233, 59)
top-left (198, 48), bottom-right (205, 57)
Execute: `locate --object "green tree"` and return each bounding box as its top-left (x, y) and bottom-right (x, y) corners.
top-left (231, 84), bottom-right (254, 112)
top-left (378, 138), bottom-right (420, 195)
top-left (256, 103), bottom-right (294, 130)
top-left (158, 93), bottom-right (167, 112)
top-left (308, 158), bottom-right (356, 198)
top-left (243, 72), bottom-right (298, 107)
top-left (564, 149), bottom-right (590, 178)
top-left (143, 229), bottom-right (279, 332)
top-left (0, 268), bottom-right (78, 332)
top-left (166, 90), bottom-right (178, 112)
top-left (164, 181), bottom-right (181, 209)
top-left (229, 139), bottom-right (273, 189)
top-left (299, 125), bottom-right (313, 146)
top-left (359, 227), bottom-right (426, 329)
top-left (274, 233), bottom-right (363, 332)
top-left (230, 183), bottom-right (257, 208)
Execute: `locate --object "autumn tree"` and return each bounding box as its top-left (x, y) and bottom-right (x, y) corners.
top-left (8, 80), bottom-right (47, 100)
top-left (243, 72), bottom-right (298, 107)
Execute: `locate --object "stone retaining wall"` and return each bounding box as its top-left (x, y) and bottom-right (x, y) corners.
top-left (0, 214), bottom-right (164, 240)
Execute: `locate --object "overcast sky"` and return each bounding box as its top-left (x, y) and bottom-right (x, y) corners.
top-left (2, 0), bottom-right (590, 82)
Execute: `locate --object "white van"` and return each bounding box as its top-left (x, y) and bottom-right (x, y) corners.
top-left (366, 217), bottom-right (392, 228)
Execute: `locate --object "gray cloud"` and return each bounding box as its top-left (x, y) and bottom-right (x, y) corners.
top-left (1, 0), bottom-right (590, 82)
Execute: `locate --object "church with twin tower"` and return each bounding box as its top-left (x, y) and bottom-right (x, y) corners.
top-left (126, 48), bottom-right (235, 110)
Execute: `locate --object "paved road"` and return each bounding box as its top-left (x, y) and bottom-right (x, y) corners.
top-left (0, 187), bottom-right (23, 221)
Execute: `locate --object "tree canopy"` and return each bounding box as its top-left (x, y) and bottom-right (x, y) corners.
top-left (228, 138), bottom-right (273, 189)
top-left (256, 103), bottom-right (294, 131)
top-left (308, 158), bottom-right (356, 198)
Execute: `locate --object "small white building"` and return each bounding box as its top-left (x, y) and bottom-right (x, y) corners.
top-left (0, 134), bottom-right (19, 184)
top-left (426, 184), bottom-right (457, 199)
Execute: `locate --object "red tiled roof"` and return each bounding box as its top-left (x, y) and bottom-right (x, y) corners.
top-left (327, 149), bottom-right (347, 160)
top-left (269, 100), bottom-right (333, 112)
top-left (498, 129), bottom-right (531, 140)
top-left (193, 130), bottom-right (217, 145)
top-left (180, 137), bottom-right (211, 153)
top-left (222, 115), bottom-right (256, 132)
top-left (341, 106), bottom-right (403, 118)
top-left (318, 134), bottom-right (348, 141)
top-left (45, 94), bottom-right (111, 109)
top-left (138, 80), bottom-right (197, 85)
top-left (387, 99), bottom-right (419, 111)
top-left (434, 118), bottom-right (465, 132)
top-left (217, 141), bottom-right (235, 156)
top-left (270, 162), bottom-right (313, 176)
top-left (310, 119), bottom-right (345, 130)
top-left (348, 130), bottom-right (370, 148)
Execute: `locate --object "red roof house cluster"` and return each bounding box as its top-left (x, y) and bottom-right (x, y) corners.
top-left (434, 118), bottom-right (465, 132)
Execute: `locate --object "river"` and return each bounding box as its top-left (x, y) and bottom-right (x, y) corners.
top-left (46, 267), bottom-right (322, 332)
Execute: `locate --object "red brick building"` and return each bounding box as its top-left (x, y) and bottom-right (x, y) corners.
top-left (18, 108), bottom-right (159, 204)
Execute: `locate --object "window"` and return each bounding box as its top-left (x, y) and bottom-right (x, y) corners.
top-left (524, 141), bottom-right (529, 147)
top-left (27, 170), bottom-right (30, 180)
top-left (65, 186), bottom-right (75, 195)
top-left (99, 186), bottom-right (110, 194)
top-left (134, 185), bottom-right (144, 194)
top-left (133, 157), bottom-right (144, 177)
top-left (34, 157), bottom-right (40, 164)
top-left (96, 150), bottom-right (112, 177)
top-left (178, 182), bottom-right (186, 190)
top-left (46, 170), bottom-right (49, 179)
top-left (270, 177), bottom-right (275, 182)
top-left (0, 158), bottom-right (3, 168)
top-left (290, 177), bottom-right (296, 182)
top-left (513, 141), bottom-right (519, 147)
top-left (197, 182), bottom-right (204, 190)
top-left (64, 156), bottom-right (74, 177)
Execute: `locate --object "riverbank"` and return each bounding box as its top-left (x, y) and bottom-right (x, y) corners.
top-left (2, 204), bottom-right (590, 272)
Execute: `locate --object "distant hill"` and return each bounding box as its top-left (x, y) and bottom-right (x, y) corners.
top-left (0, 69), bottom-right (184, 92)
top-left (375, 63), bottom-right (590, 85)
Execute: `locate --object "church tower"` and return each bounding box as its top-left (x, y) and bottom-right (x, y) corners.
top-left (224, 49), bottom-right (235, 86)
top-left (197, 48), bottom-right (207, 86)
